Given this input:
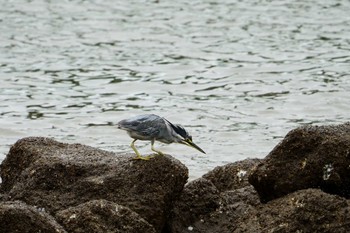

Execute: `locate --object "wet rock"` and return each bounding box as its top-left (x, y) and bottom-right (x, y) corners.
top-left (0, 200), bottom-right (67, 233)
top-left (167, 159), bottom-right (260, 233)
top-left (234, 189), bottom-right (350, 232)
top-left (249, 123), bottom-right (350, 203)
top-left (0, 137), bottom-right (188, 232)
top-left (56, 199), bottom-right (156, 233)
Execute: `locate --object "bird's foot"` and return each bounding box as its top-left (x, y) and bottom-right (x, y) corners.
top-left (132, 155), bottom-right (155, 161)
top-left (156, 151), bottom-right (164, 156)
top-left (151, 148), bottom-right (164, 156)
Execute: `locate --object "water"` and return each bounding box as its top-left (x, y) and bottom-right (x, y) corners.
top-left (1, 0), bottom-right (349, 180)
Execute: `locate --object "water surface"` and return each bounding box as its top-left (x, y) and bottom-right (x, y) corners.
top-left (1, 0), bottom-right (349, 179)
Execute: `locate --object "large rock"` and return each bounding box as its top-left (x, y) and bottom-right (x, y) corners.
top-left (203, 158), bottom-right (261, 192)
top-left (234, 189), bottom-right (350, 232)
top-left (167, 159), bottom-right (260, 233)
top-left (0, 201), bottom-right (67, 233)
top-left (249, 123), bottom-right (350, 203)
top-left (56, 199), bottom-right (156, 233)
top-left (0, 137), bottom-right (188, 232)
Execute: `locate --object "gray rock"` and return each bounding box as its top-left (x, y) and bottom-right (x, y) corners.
top-left (0, 137), bottom-right (188, 232)
top-left (234, 189), bottom-right (350, 233)
top-left (249, 123), bottom-right (350, 203)
top-left (56, 199), bottom-right (156, 233)
top-left (0, 201), bottom-right (67, 233)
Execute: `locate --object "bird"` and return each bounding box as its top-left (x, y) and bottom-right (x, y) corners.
top-left (117, 114), bottom-right (205, 160)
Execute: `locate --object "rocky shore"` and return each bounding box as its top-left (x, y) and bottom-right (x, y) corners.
top-left (1, 122), bottom-right (350, 232)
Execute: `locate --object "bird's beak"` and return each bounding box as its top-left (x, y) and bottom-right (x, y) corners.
top-left (181, 139), bottom-right (206, 154)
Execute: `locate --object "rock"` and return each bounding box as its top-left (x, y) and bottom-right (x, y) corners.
top-left (203, 158), bottom-right (261, 192)
top-left (0, 137), bottom-right (188, 232)
top-left (56, 199), bottom-right (156, 233)
top-left (249, 123), bottom-right (350, 203)
top-left (167, 159), bottom-right (260, 233)
top-left (0, 201), bottom-right (67, 233)
top-left (167, 178), bottom-right (221, 232)
top-left (234, 189), bottom-right (350, 232)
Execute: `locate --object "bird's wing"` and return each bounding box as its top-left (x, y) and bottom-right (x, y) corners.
top-left (118, 114), bottom-right (165, 138)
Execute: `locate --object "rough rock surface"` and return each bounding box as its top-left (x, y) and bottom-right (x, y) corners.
top-left (234, 189), bottom-right (350, 233)
top-left (167, 159), bottom-right (260, 233)
top-left (203, 158), bottom-right (261, 192)
top-left (249, 123), bottom-right (350, 203)
top-left (56, 199), bottom-right (156, 233)
top-left (2, 123), bottom-right (350, 233)
top-left (0, 201), bottom-right (67, 233)
top-left (0, 137), bottom-right (188, 232)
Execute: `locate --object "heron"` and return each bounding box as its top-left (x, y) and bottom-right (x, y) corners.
top-left (117, 114), bottom-right (205, 160)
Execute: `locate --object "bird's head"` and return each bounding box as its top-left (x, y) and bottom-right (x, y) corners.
top-left (170, 123), bottom-right (206, 154)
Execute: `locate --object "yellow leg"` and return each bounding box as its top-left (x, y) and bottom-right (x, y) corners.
top-left (130, 139), bottom-right (153, 160)
top-left (151, 140), bottom-right (164, 156)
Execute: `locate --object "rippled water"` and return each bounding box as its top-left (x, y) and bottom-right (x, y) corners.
top-left (1, 0), bottom-right (349, 179)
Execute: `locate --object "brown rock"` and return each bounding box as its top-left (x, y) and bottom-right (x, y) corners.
top-left (56, 199), bottom-right (156, 233)
top-left (249, 123), bottom-right (350, 203)
top-left (0, 201), bottom-right (67, 233)
top-left (0, 137), bottom-right (188, 232)
top-left (167, 159), bottom-right (260, 233)
top-left (203, 158), bottom-right (261, 192)
top-left (167, 178), bottom-right (221, 232)
top-left (234, 189), bottom-right (350, 233)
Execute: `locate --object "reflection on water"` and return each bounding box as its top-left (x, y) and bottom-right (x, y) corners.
top-left (0, 0), bottom-right (349, 179)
